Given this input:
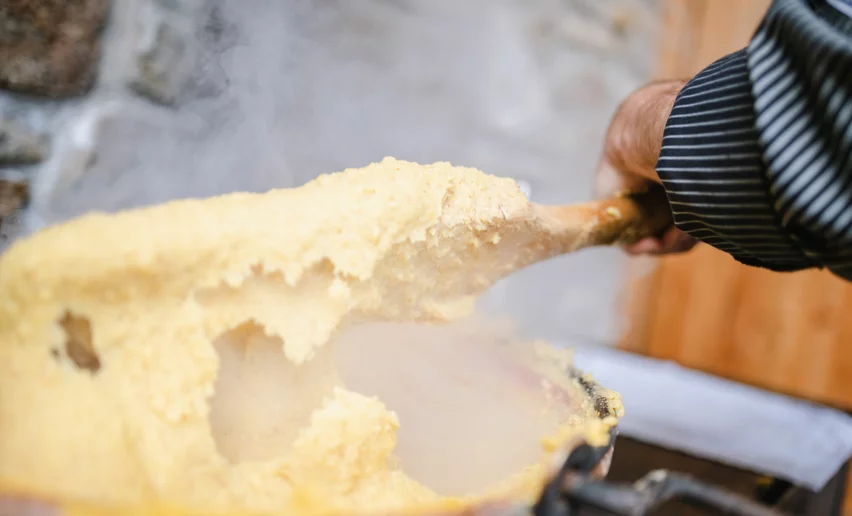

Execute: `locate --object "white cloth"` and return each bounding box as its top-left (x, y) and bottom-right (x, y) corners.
top-left (568, 344), bottom-right (852, 491)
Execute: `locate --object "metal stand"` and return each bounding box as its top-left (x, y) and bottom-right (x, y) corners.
top-left (534, 438), bottom-right (850, 516)
top-left (535, 442), bottom-right (789, 516)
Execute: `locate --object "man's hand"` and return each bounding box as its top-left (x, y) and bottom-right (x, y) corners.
top-left (595, 80), bottom-right (698, 256)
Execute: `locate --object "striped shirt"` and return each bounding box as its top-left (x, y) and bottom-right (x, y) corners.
top-left (656, 0), bottom-right (852, 280)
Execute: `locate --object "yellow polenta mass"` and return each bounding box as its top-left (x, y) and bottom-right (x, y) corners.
top-left (0, 158), bottom-right (619, 515)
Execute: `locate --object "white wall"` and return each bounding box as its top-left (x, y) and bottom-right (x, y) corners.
top-left (0, 0), bottom-right (660, 346)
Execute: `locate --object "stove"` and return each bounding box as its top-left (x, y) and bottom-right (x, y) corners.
top-left (532, 436), bottom-right (850, 516)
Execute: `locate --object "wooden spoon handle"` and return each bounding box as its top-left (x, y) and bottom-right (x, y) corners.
top-left (584, 184), bottom-right (674, 247)
top-left (534, 185), bottom-right (674, 252)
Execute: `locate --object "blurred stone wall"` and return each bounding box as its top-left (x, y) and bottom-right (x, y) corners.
top-left (0, 0), bottom-right (660, 346)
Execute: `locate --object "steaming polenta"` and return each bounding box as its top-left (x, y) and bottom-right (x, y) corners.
top-left (0, 158), bottom-right (620, 515)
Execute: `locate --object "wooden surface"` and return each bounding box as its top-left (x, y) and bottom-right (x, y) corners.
top-left (625, 1), bottom-right (852, 513)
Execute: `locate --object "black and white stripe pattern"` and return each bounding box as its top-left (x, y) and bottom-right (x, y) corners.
top-left (656, 0), bottom-right (852, 279)
top-left (657, 50), bottom-right (813, 271)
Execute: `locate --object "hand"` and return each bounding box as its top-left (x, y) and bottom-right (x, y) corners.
top-left (595, 80), bottom-right (698, 256)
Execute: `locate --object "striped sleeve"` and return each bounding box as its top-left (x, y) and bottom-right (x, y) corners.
top-left (656, 0), bottom-right (852, 280)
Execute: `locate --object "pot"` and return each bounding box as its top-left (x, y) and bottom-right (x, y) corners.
top-left (0, 320), bottom-right (621, 516)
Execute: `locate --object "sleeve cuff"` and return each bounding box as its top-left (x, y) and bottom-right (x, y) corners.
top-left (656, 49), bottom-right (816, 272)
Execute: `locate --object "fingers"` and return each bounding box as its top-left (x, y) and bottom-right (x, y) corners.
top-left (623, 237), bottom-right (662, 255)
top-left (597, 158), bottom-right (694, 257)
top-left (623, 227), bottom-right (697, 256)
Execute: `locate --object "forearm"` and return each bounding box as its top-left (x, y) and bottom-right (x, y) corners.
top-left (655, 0), bottom-right (852, 279)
